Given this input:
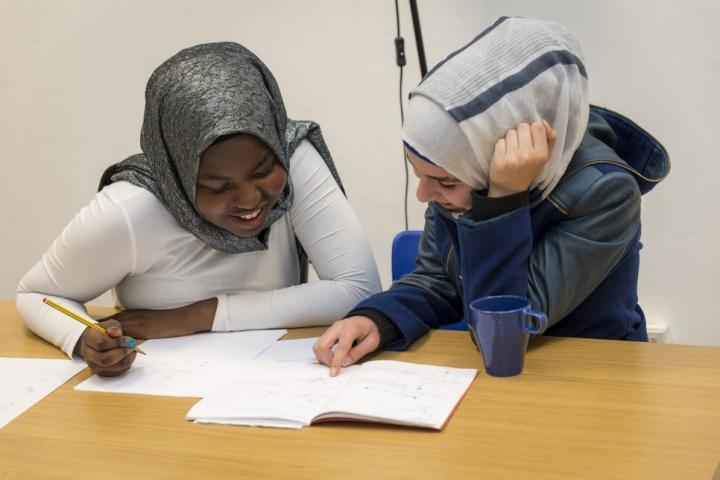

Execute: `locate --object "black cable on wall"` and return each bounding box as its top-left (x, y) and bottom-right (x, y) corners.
top-left (394, 0), bottom-right (409, 231)
top-left (394, 0), bottom-right (428, 231)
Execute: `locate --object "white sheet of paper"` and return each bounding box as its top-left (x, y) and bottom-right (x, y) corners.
top-left (0, 357), bottom-right (86, 429)
top-left (74, 330), bottom-right (286, 397)
top-left (253, 337), bottom-right (319, 364)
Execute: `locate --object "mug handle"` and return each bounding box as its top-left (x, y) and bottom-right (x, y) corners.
top-left (524, 309), bottom-right (548, 334)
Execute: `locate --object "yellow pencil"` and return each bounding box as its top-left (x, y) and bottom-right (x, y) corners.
top-left (43, 297), bottom-right (146, 355)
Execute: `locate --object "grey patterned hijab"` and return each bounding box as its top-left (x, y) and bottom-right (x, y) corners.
top-left (99, 42), bottom-right (343, 254)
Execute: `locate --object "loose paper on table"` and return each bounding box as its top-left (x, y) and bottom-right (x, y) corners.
top-left (1, 358), bottom-right (86, 429)
top-left (75, 329), bottom-right (286, 397)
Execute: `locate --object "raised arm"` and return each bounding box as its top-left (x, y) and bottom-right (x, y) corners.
top-left (528, 170), bottom-right (641, 325)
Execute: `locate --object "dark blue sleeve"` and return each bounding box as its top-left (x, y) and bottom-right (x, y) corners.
top-left (349, 283), bottom-right (461, 350)
top-left (347, 206), bottom-right (464, 350)
top-left (455, 205), bottom-right (534, 311)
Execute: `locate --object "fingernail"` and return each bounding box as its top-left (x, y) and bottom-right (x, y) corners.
top-left (341, 358), bottom-right (351, 367)
top-left (124, 337), bottom-right (137, 349)
top-left (543, 119), bottom-right (550, 127)
top-left (330, 367), bottom-right (338, 377)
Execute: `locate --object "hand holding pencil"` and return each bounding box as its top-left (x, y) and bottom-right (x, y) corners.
top-left (43, 298), bottom-right (144, 377)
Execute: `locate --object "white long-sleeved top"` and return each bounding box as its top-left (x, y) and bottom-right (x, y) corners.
top-left (17, 140), bottom-right (381, 357)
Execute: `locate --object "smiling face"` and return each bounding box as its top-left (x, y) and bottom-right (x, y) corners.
top-left (406, 149), bottom-right (473, 212)
top-left (196, 133), bottom-right (287, 238)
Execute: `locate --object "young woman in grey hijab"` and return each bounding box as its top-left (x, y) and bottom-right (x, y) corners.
top-left (17, 43), bottom-right (381, 376)
top-left (314, 17), bottom-right (669, 375)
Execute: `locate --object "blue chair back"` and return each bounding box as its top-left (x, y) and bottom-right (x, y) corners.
top-left (391, 230), bottom-right (423, 281)
top-left (390, 230), bottom-right (466, 331)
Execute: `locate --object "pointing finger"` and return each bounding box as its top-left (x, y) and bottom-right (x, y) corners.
top-left (329, 333), bottom-right (355, 377)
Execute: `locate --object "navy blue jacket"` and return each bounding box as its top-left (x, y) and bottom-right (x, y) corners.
top-left (351, 106), bottom-right (670, 349)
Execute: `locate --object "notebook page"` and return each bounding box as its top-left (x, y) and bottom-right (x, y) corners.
top-left (187, 362), bottom-right (355, 428)
top-left (316, 360), bottom-right (477, 429)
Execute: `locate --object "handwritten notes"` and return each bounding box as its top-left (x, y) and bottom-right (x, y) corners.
top-left (187, 360), bottom-right (477, 430)
top-left (0, 358), bottom-right (86, 429)
top-left (188, 362), bottom-right (353, 428)
top-left (318, 361), bottom-right (478, 428)
top-left (75, 330), bottom-right (286, 397)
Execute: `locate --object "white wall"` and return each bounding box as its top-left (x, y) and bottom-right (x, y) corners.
top-left (1, 0), bottom-right (718, 345)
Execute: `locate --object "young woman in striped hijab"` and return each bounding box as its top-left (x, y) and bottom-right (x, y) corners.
top-left (315, 17), bottom-right (670, 375)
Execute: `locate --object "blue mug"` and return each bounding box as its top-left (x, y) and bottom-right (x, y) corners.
top-left (468, 295), bottom-right (548, 377)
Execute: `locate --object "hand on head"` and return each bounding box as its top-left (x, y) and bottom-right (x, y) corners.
top-left (313, 316), bottom-right (380, 376)
top-left (488, 121), bottom-right (558, 198)
top-left (75, 319), bottom-right (137, 377)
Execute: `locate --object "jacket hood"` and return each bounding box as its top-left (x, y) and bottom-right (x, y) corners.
top-left (564, 105), bottom-right (670, 194)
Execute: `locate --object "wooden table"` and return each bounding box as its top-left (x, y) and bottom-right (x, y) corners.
top-left (1, 300), bottom-right (719, 479)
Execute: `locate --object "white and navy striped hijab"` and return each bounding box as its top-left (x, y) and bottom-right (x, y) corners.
top-left (403, 17), bottom-right (589, 201)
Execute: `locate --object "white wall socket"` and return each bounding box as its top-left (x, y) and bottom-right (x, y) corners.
top-left (647, 324), bottom-right (669, 343)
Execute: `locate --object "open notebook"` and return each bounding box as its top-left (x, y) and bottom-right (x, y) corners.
top-left (187, 360), bottom-right (477, 430)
